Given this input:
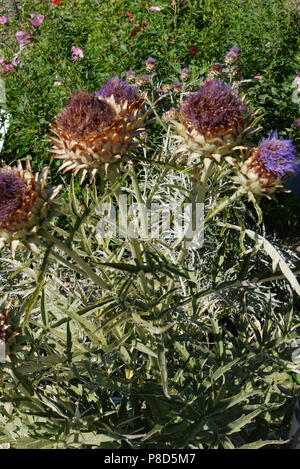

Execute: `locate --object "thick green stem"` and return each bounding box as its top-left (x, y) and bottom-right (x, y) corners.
top-left (195, 159), bottom-right (214, 204)
top-left (204, 188), bottom-right (244, 224)
top-left (129, 164), bottom-right (149, 239)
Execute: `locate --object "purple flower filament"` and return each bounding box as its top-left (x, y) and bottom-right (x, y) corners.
top-left (181, 79), bottom-right (247, 137)
top-left (256, 131), bottom-right (298, 178)
top-left (95, 76), bottom-right (140, 104)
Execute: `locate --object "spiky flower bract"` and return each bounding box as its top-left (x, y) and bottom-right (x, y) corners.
top-left (233, 132), bottom-right (298, 198)
top-left (0, 160), bottom-right (61, 255)
top-left (168, 79), bottom-right (256, 166)
top-left (50, 80), bottom-right (145, 183)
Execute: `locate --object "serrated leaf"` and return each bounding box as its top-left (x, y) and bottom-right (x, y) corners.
top-left (239, 439), bottom-right (288, 449)
top-left (245, 229), bottom-right (300, 296)
top-left (222, 409), bottom-right (262, 435)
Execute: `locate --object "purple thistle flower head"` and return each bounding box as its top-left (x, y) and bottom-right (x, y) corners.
top-left (180, 68), bottom-right (190, 80)
top-left (56, 90), bottom-right (116, 138)
top-left (0, 169), bottom-right (28, 223)
top-left (181, 79), bottom-right (247, 138)
top-left (126, 70), bottom-right (135, 79)
top-left (172, 82), bottom-right (182, 89)
top-left (145, 57), bottom-right (156, 65)
top-left (256, 131), bottom-right (298, 178)
top-left (225, 45), bottom-right (240, 62)
top-left (145, 57), bottom-right (156, 71)
top-left (95, 76), bottom-right (141, 105)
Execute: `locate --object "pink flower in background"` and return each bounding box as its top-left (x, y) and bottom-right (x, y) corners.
top-left (11, 54), bottom-right (23, 67)
top-left (16, 30), bottom-right (33, 51)
top-left (0, 58), bottom-right (13, 74)
top-left (54, 81), bottom-right (62, 86)
top-left (254, 75), bottom-right (263, 79)
top-left (16, 30), bottom-right (32, 44)
top-left (0, 16), bottom-right (7, 24)
top-left (71, 46), bottom-right (84, 62)
top-left (149, 6), bottom-right (161, 11)
top-left (16, 31), bottom-right (26, 41)
top-left (295, 76), bottom-right (300, 91)
top-left (29, 14), bottom-right (44, 28)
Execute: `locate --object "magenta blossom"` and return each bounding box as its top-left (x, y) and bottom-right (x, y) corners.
top-left (149, 6), bottom-right (161, 11)
top-left (71, 46), bottom-right (84, 62)
top-left (0, 58), bottom-right (13, 74)
top-left (16, 30), bottom-right (33, 50)
top-left (294, 76), bottom-right (300, 91)
top-left (11, 54), bottom-right (23, 68)
top-left (29, 14), bottom-right (44, 28)
top-left (0, 16), bottom-right (7, 25)
top-left (254, 75), bottom-right (263, 80)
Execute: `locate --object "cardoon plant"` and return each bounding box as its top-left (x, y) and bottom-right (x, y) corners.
top-left (0, 54), bottom-right (299, 450)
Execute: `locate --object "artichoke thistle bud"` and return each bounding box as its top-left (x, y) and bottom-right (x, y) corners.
top-left (180, 68), bottom-right (190, 81)
top-left (233, 132), bottom-right (298, 198)
top-left (159, 83), bottom-right (172, 94)
top-left (50, 79), bottom-right (145, 183)
top-left (209, 63), bottom-right (223, 76)
top-left (225, 45), bottom-right (240, 63)
top-left (134, 74), bottom-right (152, 89)
top-left (0, 160), bottom-right (61, 255)
top-left (172, 82), bottom-right (182, 93)
top-left (145, 57), bottom-right (156, 72)
top-left (169, 79), bottom-right (253, 164)
top-left (126, 70), bottom-right (136, 83)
